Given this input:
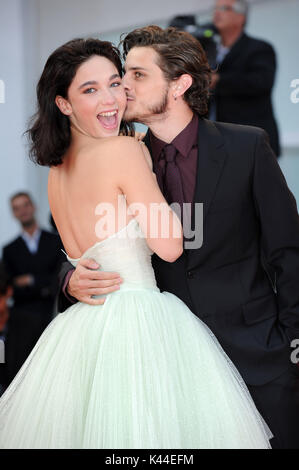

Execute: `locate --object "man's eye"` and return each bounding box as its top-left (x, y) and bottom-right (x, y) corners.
top-left (111, 82), bottom-right (121, 87)
top-left (84, 88), bottom-right (96, 94)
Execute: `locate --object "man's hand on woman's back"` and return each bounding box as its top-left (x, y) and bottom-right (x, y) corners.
top-left (67, 258), bottom-right (123, 305)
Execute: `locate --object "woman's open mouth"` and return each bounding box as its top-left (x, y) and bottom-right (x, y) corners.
top-left (97, 110), bottom-right (118, 129)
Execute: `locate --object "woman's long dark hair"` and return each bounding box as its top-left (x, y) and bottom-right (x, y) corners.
top-left (27, 38), bottom-right (133, 167)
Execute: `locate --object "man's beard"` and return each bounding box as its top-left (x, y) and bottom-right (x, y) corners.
top-left (125, 87), bottom-right (169, 124)
top-left (21, 218), bottom-right (35, 229)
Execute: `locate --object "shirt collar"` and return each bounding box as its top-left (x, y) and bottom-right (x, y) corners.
top-left (150, 113), bottom-right (199, 162)
top-left (21, 227), bottom-right (41, 242)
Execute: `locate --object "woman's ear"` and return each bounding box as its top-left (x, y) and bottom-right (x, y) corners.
top-left (55, 95), bottom-right (72, 116)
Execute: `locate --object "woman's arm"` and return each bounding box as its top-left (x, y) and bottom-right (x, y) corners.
top-left (111, 136), bottom-right (183, 263)
top-left (139, 141), bottom-right (158, 183)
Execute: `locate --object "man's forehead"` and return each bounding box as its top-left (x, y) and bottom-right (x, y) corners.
top-left (124, 46), bottom-right (159, 69)
top-left (12, 196), bottom-right (32, 206)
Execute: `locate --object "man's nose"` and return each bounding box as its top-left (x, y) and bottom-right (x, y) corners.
top-left (122, 74), bottom-right (131, 90)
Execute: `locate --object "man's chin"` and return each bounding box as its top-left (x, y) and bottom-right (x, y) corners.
top-left (124, 109), bottom-right (136, 121)
top-left (124, 113), bottom-right (141, 124)
top-left (22, 219), bottom-right (35, 228)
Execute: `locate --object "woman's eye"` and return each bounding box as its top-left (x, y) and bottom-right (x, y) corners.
top-left (135, 72), bottom-right (143, 78)
top-left (84, 88), bottom-right (96, 94)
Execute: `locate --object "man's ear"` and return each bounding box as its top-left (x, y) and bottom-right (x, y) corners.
top-left (55, 95), bottom-right (72, 116)
top-left (172, 74), bottom-right (193, 99)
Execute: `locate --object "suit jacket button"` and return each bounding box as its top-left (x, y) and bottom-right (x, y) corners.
top-left (187, 271), bottom-right (194, 279)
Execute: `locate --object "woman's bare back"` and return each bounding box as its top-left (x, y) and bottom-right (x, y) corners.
top-left (48, 137), bottom-right (135, 259)
top-left (49, 135), bottom-right (182, 263)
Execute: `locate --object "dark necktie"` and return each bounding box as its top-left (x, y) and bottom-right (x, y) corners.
top-left (158, 144), bottom-right (185, 219)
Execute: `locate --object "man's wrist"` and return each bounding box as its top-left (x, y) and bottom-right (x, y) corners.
top-left (62, 269), bottom-right (76, 303)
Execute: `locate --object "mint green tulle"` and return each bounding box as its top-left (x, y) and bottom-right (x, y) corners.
top-left (0, 219), bottom-right (272, 448)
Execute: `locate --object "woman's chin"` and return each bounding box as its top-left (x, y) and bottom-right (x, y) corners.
top-left (101, 127), bottom-right (120, 138)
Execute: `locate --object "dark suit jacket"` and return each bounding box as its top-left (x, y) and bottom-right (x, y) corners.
top-left (2, 230), bottom-right (64, 323)
top-left (0, 306), bottom-right (42, 394)
top-left (213, 33), bottom-right (280, 157)
top-left (57, 119), bottom-right (299, 386)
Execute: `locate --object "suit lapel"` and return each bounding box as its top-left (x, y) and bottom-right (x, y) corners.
top-left (185, 119), bottom-right (227, 269)
top-left (193, 118), bottom-right (227, 224)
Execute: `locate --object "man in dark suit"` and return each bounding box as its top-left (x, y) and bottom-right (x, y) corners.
top-left (56, 26), bottom-right (299, 448)
top-left (209, 0), bottom-right (280, 157)
top-left (0, 263), bottom-right (10, 396)
top-left (2, 192), bottom-right (64, 339)
top-left (0, 261), bottom-right (42, 395)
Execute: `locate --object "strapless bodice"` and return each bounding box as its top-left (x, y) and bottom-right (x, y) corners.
top-left (65, 218), bottom-right (159, 294)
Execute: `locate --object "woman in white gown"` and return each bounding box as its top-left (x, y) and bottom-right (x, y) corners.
top-left (0, 38), bottom-right (272, 449)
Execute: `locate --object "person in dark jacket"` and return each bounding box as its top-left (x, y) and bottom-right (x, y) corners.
top-left (0, 261), bottom-right (42, 396)
top-left (210, 0), bottom-right (280, 157)
top-left (2, 192), bottom-right (64, 338)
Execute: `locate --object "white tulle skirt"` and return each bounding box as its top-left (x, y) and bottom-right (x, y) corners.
top-left (0, 288), bottom-right (272, 448)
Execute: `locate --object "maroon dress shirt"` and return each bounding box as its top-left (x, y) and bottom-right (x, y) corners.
top-left (150, 113), bottom-right (199, 205)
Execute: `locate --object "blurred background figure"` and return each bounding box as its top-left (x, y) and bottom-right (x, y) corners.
top-left (2, 192), bottom-right (64, 339)
top-left (0, 263), bottom-right (10, 396)
top-left (209, 0), bottom-right (281, 157)
top-left (169, 14), bottom-right (218, 68)
top-left (0, 261), bottom-right (42, 396)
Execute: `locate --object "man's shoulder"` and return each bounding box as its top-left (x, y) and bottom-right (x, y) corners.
top-left (40, 229), bottom-right (61, 244)
top-left (206, 120), bottom-right (267, 159)
top-left (242, 33), bottom-right (275, 54)
top-left (40, 228), bottom-right (57, 237)
top-left (203, 118), bottom-right (265, 143)
top-left (212, 120), bottom-right (265, 140)
top-left (195, 119), bottom-right (268, 170)
top-left (3, 236), bottom-right (22, 253)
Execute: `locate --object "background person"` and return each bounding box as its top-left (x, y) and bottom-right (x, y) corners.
top-left (0, 261), bottom-right (42, 396)
top-left (2, 192), bottom-right (64, 337)
top-left (209, 0), bottom-right (280, 157)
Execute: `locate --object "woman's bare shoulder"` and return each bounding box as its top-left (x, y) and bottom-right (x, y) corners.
top-left (88, 136), bottom-right (144, 161)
